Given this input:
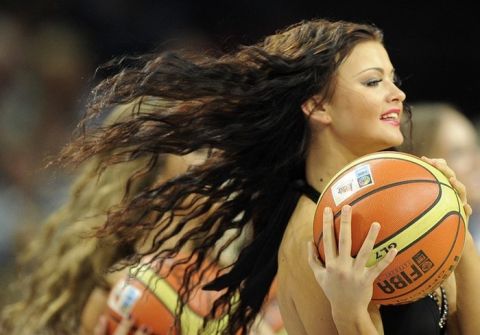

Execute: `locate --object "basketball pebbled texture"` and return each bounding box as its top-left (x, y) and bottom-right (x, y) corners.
top-left (313, 151), bottom-right (467, 305)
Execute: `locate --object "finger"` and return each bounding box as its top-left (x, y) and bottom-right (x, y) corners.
top-left (338, 205), bottom-right (352, 258)
top-left (421, 155), bottom-right (435, 166)
top-left (422, 156), bottom-right (446, 166)
top-left (368, 248), bottom-right (397, 280)
top-left (93, 315), bottom-right (108, 335)
top-left (114, 315), bottom-right (134, 335)
top-left (322, 207), bottom-right (337, 263)
top-left (307, 241), bottom-right (324, 276)
top-left (464, 203), bottom-right (473, 217)
top-left (307, 241), bottom-right (318, 262)
top-left (134, 326), bottom-right (150, 335)
top-left (423, 157), bottom-right (468, 208)
top-left (425, 157), bottom-right (457, 179)
top-left (449, 177), bottom-right (472, 218)
top-left (354, 222), bottom-right (381, 268)
top-left (450, 177), bottom-right (467, 203)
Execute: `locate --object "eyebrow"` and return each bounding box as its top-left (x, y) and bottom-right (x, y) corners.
top-left (354, 67), bottom-right (396, 77)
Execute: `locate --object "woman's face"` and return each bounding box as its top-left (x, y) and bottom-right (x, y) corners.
top-left (324, 41), bottom-right (406, 155)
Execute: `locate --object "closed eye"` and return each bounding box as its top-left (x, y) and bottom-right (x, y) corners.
top-left (363, 79), bottom-right (382, 87)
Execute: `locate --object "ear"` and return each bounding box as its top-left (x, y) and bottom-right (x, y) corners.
top-left (301, 95), bottom-right (332, 125)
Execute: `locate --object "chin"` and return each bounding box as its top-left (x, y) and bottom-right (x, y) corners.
top-left (383, 132), bottom-right (404, 148)
top-left (354, 135), bottom-right (404, 156)
top-left (374, 138), bottom-right (404, 153)
top-left (391, 135), bottom-right (405, 147)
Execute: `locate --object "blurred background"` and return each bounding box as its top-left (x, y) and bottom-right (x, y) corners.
top-left (1, 0), bottom-right (479, 306)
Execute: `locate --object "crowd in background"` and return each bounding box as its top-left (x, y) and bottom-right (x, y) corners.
top-left (0, 13), bottom-right (90, 295)
top-left (0, 4), bottom-right (216, 307)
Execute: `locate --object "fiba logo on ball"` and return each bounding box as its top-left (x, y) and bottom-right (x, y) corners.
top-left (313, 151), bottom-right (467, 305)
top-left (355, 165), bottom-right (374, 187)
top-left (331, 165), bottom-right (374, 204)
top-left (377, 250), bottom-right (436, 294)
top-left (107, 280), bottom-right (142, 317)
top-left (413, 250), bottom-right (434, 273)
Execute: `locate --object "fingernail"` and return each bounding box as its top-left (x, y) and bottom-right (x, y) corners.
top-left (342, 205), bottom-right (351, 214)
top-left (324, 207), bottom-right (331, 215)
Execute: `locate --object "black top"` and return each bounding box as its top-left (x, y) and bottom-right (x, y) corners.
top-left (294, 179), bottom-right (447, 335)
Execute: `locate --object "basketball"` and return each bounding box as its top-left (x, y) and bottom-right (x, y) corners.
top-left (312, 151), bottom-right (467, 305)
top-left (105, 256), bottom-right (224, 335)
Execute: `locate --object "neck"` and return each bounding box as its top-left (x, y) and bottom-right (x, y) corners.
top-left (305, 133), bottom-right (367, 193)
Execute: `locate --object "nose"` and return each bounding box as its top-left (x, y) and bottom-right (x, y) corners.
top-left (388, 82), bottom-right (406, 103)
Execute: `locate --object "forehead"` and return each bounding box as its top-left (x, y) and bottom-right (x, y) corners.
top-left (338, 41), bottom-right (393, 76)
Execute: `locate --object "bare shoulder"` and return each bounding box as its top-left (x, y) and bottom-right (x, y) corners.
top-left (277, 196), bottom-right (338, 335)
top-left (278, 196), bottom-right (316, 266)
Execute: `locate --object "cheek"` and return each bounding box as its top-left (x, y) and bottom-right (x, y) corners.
top-left (356, 93), bottom-right (382, 115)
top-left (329, 87), bottom-right (382, 128)
top-left (343, 89), bottom-right (380, 118)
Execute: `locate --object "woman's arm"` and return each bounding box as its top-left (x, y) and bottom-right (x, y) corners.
top-left (278, 198), bottom-right (392, 335)
top-left (453, 232), bottom-right (480, 334)
top-left (421, 157), bottom-right (480, 334)
top-left (307, 206), bottom-right (396, 335)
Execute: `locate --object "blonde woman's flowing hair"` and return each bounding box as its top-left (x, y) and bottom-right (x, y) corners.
top-left (0, 102), bottom-right (166, 335)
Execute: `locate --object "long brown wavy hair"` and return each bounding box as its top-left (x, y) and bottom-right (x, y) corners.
top-left (5, 19), bottom-right (412, 334)
top-left (0, 102), bottom-right (167, 334)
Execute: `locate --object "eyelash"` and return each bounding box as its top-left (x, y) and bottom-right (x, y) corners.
top-left (364, 79), bottom-right (382, 87)
top-left (363, 75), bottom-right (402, 87)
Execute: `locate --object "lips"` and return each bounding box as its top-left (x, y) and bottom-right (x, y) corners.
top-left (380, 108), bottom-right (401, 126)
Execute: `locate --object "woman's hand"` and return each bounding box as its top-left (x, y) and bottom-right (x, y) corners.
top-left (307, 205), bottom-right (397, 316)
top-left (93, 315), bottom-right (151, 335)
top-left (420, 155), bottom-right (478, 250)
top-left (421, 156), bottom-right (473, 219)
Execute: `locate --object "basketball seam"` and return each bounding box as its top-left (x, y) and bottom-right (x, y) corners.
top-left (316, 154), bottom-right (444, 203)
top-left (313, 153), bottom-right (464, 304)
top-left (315, 180), bottom-right (452, 248)
top-left (352, 180), bottom-right (442, 248)
top-left (374, 210), bottom-right (463, 301)
top-left (135, 268), bottom-right (209, 317)
top-left (374, 184), bottom-right (464, 301)
top-left (315, 154), bottom-right (448, 247)
top-left (131, 267), bottom-right (218, 335)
